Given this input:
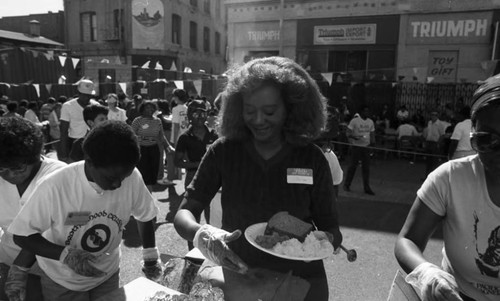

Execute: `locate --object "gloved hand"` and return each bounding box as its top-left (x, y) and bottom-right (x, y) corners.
top-left (405, 262), bottom-right (464, 301)
top-left (141, 247), bottom-right (162, 281)
top-left (5, 265), bottom-right (29, 301)
top-left (59, 247), bottom-right (106, 277)
top-left (193, 224), bottom-right (248, 274)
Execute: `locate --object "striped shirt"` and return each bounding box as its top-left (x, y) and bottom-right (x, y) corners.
top-left (131, 116), bottom-right (163, 146)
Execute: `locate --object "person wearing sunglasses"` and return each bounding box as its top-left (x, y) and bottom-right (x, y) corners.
top-left (395, 74), bottom-right (500, 301)
top-left (0, 117), bottom-right (66, 300)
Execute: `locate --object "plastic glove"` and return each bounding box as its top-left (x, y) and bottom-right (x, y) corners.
top-left (193, 224), bottom-right (248, 274)
top-left (406, 262), bottom-right (464, 301)
top-left (5, 265), bottom-right (29, 301)
top-left (141, 247), bottom-right (163, 281)
top-left (59, 247), bottom-right (106, 277)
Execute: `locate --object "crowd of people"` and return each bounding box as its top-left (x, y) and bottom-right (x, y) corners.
top-left (0, 57), bottom-right (498, 301)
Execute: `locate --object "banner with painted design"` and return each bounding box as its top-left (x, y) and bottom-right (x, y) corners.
top-left (132, 0), bottom-right (164, 50)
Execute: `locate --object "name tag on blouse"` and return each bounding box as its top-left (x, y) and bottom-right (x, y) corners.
top-left (287, 168), bottom-right (313, 185)
top-left (64, 211), bottom-right (91, 226)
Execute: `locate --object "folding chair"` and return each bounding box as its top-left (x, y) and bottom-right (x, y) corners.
top-left (386, 270), bottom-right (421, 301)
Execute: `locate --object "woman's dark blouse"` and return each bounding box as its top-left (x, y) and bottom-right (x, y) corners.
top-left (186, 138), bottom-right (338, 274)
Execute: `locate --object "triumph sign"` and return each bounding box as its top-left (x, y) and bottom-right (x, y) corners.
top-left (314, 24), bottom-right (376, 45)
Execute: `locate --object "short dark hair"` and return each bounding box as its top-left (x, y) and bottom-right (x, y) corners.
top-left (83, 104), bottom-right (109, 123)
top-left (46, 97), bottom-right (56, 104)
top-left (19, 99), bottom-right (28, 107)
top-left (58, 95), bottom-right (68, 104)
top-left (173, 89), bottom-right (188, 103)
top-left (138, 100), bottom-right (158, 114)
top-left (28, 101), bottom-right (38, 110)
top-left (117, 92), bottom-right (127, 101)
top-left (0, 117), bottom-right (44, 166)
top-left (82, 120), bottom-right (140, 168)
top-left (6, 101), bottom-right (18, 112)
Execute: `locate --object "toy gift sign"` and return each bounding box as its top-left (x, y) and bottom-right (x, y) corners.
top-left (427, 51), bottom-right (458, 83)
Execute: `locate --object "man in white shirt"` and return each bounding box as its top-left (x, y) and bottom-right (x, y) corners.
top-left (396, 121), bottom-right (419, 139)
top-left (170, 88), bottom-right (189, 145)
top-left (424, 110), bottom-right (447, 176)
top-left (59, 79), bottom-right (99, 162)
top-left (344, 106), bottom-right (376, 195)
top-left (449, 106), bottom-right (476, 160)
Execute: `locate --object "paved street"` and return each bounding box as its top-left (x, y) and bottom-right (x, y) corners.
top-left (116, 152), bottom-right (445, 301)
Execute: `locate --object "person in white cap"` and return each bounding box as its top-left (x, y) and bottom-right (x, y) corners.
top-left (59, 79), bottom-right (99, 162)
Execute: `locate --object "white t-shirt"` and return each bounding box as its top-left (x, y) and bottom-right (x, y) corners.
top-left (323, 150), bottom-right (343, 185)
top-left (0, 157), bottom-right (66, 265)
top-left (424, 120), bottom-right (447, 142)
top-left (171, 104), bottom-right (189, 143)
top-left (418, 155), bottom-right (500, 301)
top-left (107, 107), bottom-right (127, 122)
top-left (24, 109), bottom-right (40, 124)
top-left (60, 98), bottom-right (99, 139)
top-left (8, 161), bottom-right (159, 291)
top-left (396, 123), bottom-right (419, 139)
top-left (348, 117), bottom-right (375, 146)
top-left (451, 119), bottom-right (473, 151)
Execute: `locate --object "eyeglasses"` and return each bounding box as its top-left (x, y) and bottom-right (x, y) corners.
top-left (470, 131), bottom-right (500, 153)
top-left (191, 112), bottom-right (207, 118)
top-left (0, 164), bottom-right (28, 174)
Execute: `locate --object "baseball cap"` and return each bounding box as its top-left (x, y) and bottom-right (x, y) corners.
top-left (188, 99), bottom-right (207, 112)
top-left (77, 79), bottom-right (96, 95)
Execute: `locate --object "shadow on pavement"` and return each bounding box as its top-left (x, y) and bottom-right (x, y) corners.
top-left (338, 198), bottom-right (443, 239)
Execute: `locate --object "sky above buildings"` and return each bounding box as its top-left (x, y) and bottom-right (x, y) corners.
top-left (0, 0), bottom-right (63, 18)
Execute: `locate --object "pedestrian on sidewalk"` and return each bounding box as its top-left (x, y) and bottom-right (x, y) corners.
top-left (343, 106), bottom-right (376, 195)
top-left (174, 56), bottom-right (342, 301)
top-left (423, 110), bottom-right (447, 176)
top-left (174, 99), bottom-right (218, 249)
top-left (8, 121), bottom-right (161, 301)
top-left (395, 74), bottom-right (500, 301)
top-left (131, 100), bottom-right (175, 192)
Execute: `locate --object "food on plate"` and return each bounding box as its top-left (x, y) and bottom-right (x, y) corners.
top-left (272, 232), bottom-right (334, 258)
top-left (264, 211), bottom-right (313, 242)
top-left (255, 211), bottom-right (334, 258)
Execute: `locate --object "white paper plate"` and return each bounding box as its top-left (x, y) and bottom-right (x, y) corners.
top-left (244, 222), bottom-right (332, 262)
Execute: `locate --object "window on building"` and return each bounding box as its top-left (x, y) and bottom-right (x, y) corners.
top-left (215, 31), bottom-right (221, 54)
top-left (215, 0), bottom-right (221, 20)
top-left (172, 14), bottom-right (181, 45)
top-left (113, 9), bottom-right (124, 39)
top-left (80, 12), bottom-right (97, 42)
top-left (203, 0), bottom-right (210, 14)
top-left (190, 21), bottom-right (198, 49)
top-left (190, 0), bottom-right (198, 8)
top-left (203, 27), bottom-right (210, 52)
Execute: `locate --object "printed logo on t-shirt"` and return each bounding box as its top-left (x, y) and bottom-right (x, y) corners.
top-left (472, 212), bottom-right (500, 295)
top-left (179, 111), bottom-right (189, 130)
top-left (64, 210), bottom-right (124, 253)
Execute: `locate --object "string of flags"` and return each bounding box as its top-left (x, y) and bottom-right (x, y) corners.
top-left (17, 47), bottom-right (81, 69)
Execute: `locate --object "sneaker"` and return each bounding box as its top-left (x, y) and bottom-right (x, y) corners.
top-left (157, 178), bottom-right (175, 185)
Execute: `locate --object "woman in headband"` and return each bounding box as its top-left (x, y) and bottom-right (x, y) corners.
top-left (394, 74), bottom-right (500, 301)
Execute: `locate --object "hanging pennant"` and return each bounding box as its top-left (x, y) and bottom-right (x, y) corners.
top-left (58, 56), bottom-right (67, 67)
top-left (193, 80), bottom-right (202, 95)
top-left (31, 50), bottom-right (39, 58)
top-left (119, 82), bottom-right (127, 94)
top-left (43, 53), bottom-right (54, 61)
top-left (46, 84), bottom-right (52, 93)
top-left (71, 58), bottom-right (80, 69)
top-left (33, 84), bottom-right (40, 98)
top-left (0, 82), bottom-right (11, 88)
top-left (174, 81), bottom-right (184, 89)
top-left (141, 61), bottom-right (150, 69)
top-left (320, 73), bottom-right (333, 85)
top-left (170, 61), bottom-right (177, 71)
top-left (155, 62), bottom-right (163, 70)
